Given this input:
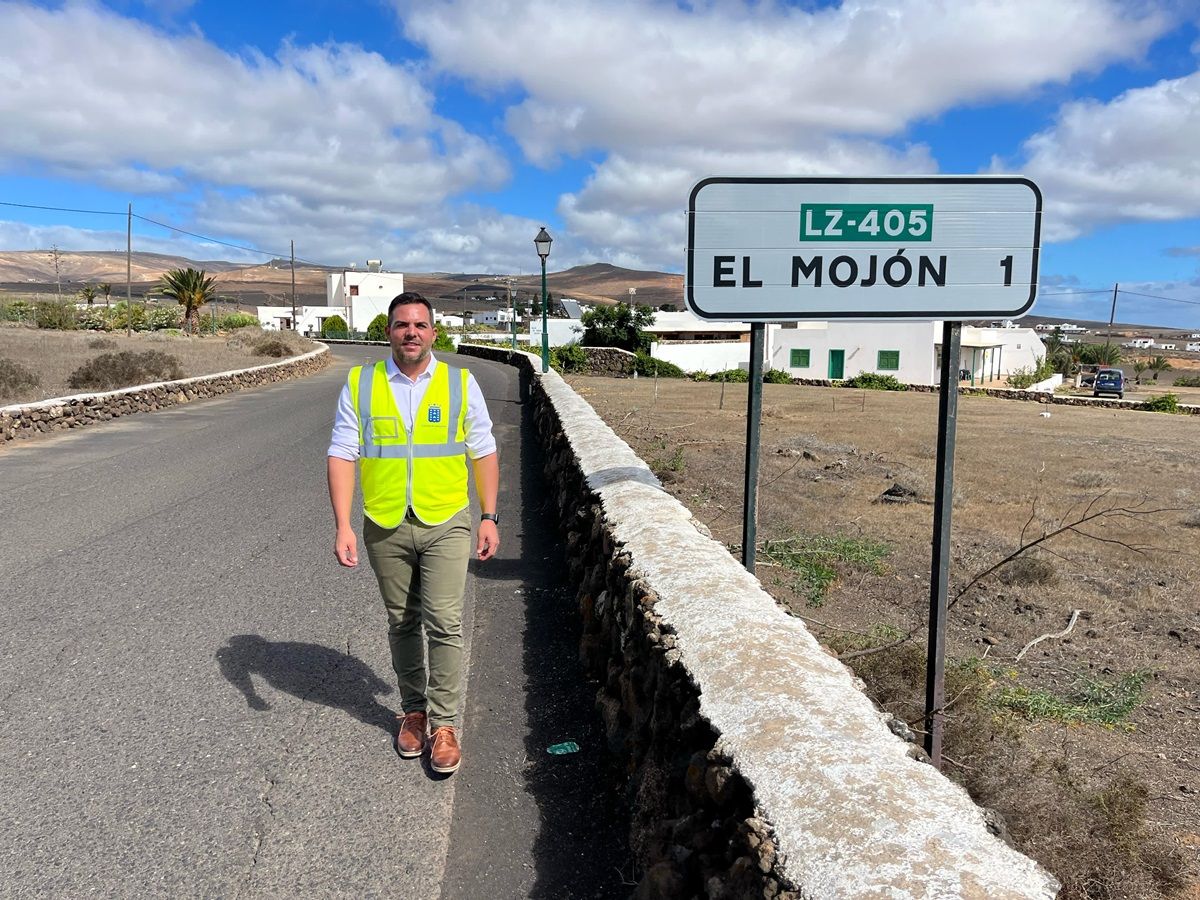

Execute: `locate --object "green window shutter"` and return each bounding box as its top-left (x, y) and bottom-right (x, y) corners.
top-left (878, 350), bottom-right (900, 371)
top-left (790, 348), bottom-right (811, 368)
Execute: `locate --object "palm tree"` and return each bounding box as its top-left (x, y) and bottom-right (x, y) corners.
top-left (158, 268), bottom-right (217, 334)
top-left (1081, 342), bottom-right (1121, 366)
top-left (1147, 355), bottom-right (1172, 382)
top-left (77, 284), bottom-right (98, 306)
top-left (99, 282), bottom-right (113, 310)
top-left (1131, 359), bottom-right (1147, 385)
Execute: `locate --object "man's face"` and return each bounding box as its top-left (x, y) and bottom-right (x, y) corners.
top-left (389, 303), bottom-right (434, 368)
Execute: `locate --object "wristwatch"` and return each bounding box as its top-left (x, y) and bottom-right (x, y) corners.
top-left (480, 512), bottom-right (500, 525)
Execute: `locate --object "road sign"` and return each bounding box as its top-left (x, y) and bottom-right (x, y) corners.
top-left (686, 176), bottom-right (1041, 321)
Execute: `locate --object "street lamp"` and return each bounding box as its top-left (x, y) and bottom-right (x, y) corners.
top-left (534, 227), bottom-right (552, 372)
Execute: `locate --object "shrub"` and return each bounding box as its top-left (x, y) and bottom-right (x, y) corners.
top-left (434, 323), bottom-right (454, 352)
top-left (700, 368), bottom-right (749, 383)
top-left (66, 350), bottom-right (183, 392)
top-left (763, 368), bottom-right (793, 384)
top-left (254, 337), bottom-right (293, 358)
top-left (366, 313), bottom-right (388, 342)
top-left (1144, 392), bottom-right (1180, 413)
top-left (0, 299), bottom-right (34, 323)
top-left (76, 307), bottom-right (112, 332)
top-left (321, 314), bottom-right (348, 338)
top-left (147, 304), bottom-right (185, 331)
top-left (220, 313), bottom-right (260, 330)
top-left (1173, 374), bottom-right (1200, 388)
top-left (844, 372), bottom-right (907, 391)
top-left (35, 300), bottom-right (76, 330)
top-left (634, 351), bottom-right (684, 378)
top-left (110, 302), bottom-right (148, 332)
top-left (0, 357), bottom-right (41, 400)
top-left (549, 344), bottom-right (589, 373)
top-left (87, 337), bottom-right (117, 350)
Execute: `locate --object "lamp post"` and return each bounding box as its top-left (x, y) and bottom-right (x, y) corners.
top-left (534, 227), bottom-right (552, 372)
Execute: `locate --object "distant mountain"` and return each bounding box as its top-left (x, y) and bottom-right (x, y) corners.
top-left (0, 249), bottom-right (686, 309)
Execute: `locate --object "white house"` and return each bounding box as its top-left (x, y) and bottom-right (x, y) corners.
top-left (1124, 337), bottom-right (1154, 349)
top-left (326, 265), bottom-right (405, 331)
top-left (1187, 342), bottom-right (1200, 353)
top-left (639, 312), bottom-right (1042, 385)
top-left (471, 309), bottom-right (518, 326)
top-left (435, 313), bottom-right (465, 328)
top-left (529, 317), bottom-right (584, 346)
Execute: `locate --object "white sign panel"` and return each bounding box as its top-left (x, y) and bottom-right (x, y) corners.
top-left (686, 176), bottom-right (1041, 322)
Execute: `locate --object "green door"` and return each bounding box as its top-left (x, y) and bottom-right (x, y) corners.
top-left (828, 349), bottom-right (845, 379)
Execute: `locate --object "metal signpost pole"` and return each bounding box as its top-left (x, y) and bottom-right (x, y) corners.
top-left (924, 320), bottom-right (962, 769)
top-left (742, 323), bottom-right (765, 572)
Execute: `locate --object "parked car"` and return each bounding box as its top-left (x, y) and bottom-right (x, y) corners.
top-left (1093, 368), bottom-right (1124, 399)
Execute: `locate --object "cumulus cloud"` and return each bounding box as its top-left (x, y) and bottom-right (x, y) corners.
top-left (400, 0), bottom-right (1167, 164)
top-left (1007, 68), bottom-right (1200, 240)
top-left (558, 140), bottom-right (938, 269)
top-left (0, 2), bottom-right (507, 224)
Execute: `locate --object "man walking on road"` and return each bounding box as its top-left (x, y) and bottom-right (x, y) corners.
top-left (327, 292), bottom-right (499, 775)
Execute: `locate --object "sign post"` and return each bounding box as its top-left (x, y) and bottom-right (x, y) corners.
top-left (685, 176), bottom-right (1041, 769)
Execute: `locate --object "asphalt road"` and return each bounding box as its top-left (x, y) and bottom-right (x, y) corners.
top-left (0, 346), bottom-right (627, 898)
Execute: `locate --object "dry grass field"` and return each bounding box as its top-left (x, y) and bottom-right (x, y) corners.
top-left (0, 324), bottom-right (314, 406)
top-left (569, 374), bottom-right (1200, 899)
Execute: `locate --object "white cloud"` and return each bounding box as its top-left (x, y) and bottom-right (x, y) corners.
top-left (0, 2), bottom-right (507, 218)
top-left (400, 0), bottom-right (1168, 164)
top-left (558, 141), bottom-right (938, 270)
top-left (1008, 68), bottom-right (1200, 240)
top-left (0, 218), bottom-right (261, 263)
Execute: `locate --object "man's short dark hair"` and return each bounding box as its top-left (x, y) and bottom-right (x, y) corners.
top-left (388, 292), bottom-right (434, 325)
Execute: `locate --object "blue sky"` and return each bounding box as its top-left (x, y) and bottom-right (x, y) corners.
top-left (1, 0), bottom-right (1199, 326)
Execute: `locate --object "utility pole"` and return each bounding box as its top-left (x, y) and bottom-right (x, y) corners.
top-left (1106, 283), bottom-right (1118, 347)
top-left (290, 240), bottom-right (297, 331)
top-left (126, 204), bottom-right (132, 337)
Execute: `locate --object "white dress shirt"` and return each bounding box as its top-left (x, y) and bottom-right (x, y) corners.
top-left (326, 354), bottom-right (497, 461)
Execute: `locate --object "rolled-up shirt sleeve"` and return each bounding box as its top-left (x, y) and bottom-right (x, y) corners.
top-left (327, 382), bottom-right (360, 461)
top-left (464, 371), bottom-right (497, 459)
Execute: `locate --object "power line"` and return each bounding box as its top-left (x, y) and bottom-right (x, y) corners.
top-left (1115, 289), bottom-right (1200, 307)
top-left (1038, 289), bottom-right (1111, 296)
top-left (0, 200), bottom-right (124, 216)
top-left (2, 198), bottom-right (333, 268)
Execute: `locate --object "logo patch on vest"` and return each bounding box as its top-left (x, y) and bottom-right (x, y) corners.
top-left (427, 405), bottom-right (443, 424)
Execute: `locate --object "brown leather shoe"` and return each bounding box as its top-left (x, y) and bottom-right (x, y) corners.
top-left (429, 726), bottom-right (461, 774)
top-left (396, 711), bottom-right (427, 759)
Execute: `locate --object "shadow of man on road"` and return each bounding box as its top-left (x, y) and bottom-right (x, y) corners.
top-left (216, 634), bottom-right (395, 733)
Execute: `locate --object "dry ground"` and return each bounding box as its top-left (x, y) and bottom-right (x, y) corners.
top-left (569, 374), bottom-right (1200, 899)
top-left (0, 324), bottom-right (314, 406)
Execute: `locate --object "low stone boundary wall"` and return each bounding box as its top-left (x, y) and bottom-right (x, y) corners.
top-left (788, 375), bottom-right (1199, 414)
top-left (458, 343), bottom-right (1057, 899)
top-left (1, 344), bottom-right (330, 444)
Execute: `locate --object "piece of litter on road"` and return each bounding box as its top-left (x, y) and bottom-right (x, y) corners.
top-left (1039, 411), bottom-right (1051, 417)
top-left (546, 741), bottom-right (580, 755)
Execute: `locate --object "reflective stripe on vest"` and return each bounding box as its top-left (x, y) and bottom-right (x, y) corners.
top-left (348, 360), bottom-right (469, 527)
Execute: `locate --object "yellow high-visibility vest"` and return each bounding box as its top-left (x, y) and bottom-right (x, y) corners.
top-left (348, 360), bottom-right (469, 527)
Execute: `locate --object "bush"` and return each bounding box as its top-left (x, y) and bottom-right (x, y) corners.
top-left (634, 351), bottom-right (684, 378)
top-left (763, 368), bottom-right (793, 384)
top-left (434, 323), bottom-right (454, 352)
top-left (110, 302), bottom-right (148, 332)
top-left (366, 313), bottom-right (388, 342)
top-left (254, 337), bottom-right (293, 358)
top-left (87, 338), bottom-right (117, 350)
top-left (0, 299), bottom-right (34, 323)
top-left (146, 305), bottom-right (185, 331)
top-left (76, 306), bottom-right (112, 332)
top-left (1173, 374), bottom-right (1200, 388)
top-left (698, 368), bottom-right (749, 383)
top-left (1144, 392), bottom-right (1180, 413)
top-left (218, 313), bottom-right (259, 331)
top-left (66, 350), bottom-right (183, 392)
top-left (0, 357), bottom-right (41, 400)
top-left (35, 301), bottom-right (76, 330)
top-left (844, 372), bottom-right (907, 391)
top-left (321, 315), bottom-right (348, 338)
top-left (549, 344), bottom-right (589, 373)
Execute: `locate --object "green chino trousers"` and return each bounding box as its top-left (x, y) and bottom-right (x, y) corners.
top-left (363, 506), bottom-right (472, 730)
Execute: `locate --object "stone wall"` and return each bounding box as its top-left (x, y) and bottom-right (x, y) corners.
top-left (458, 342), bottom-right (1058, 899)
top-left (1, 345), bottom-right (330, 444)
top-left (788, 375), bottom-right (1199, 414)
